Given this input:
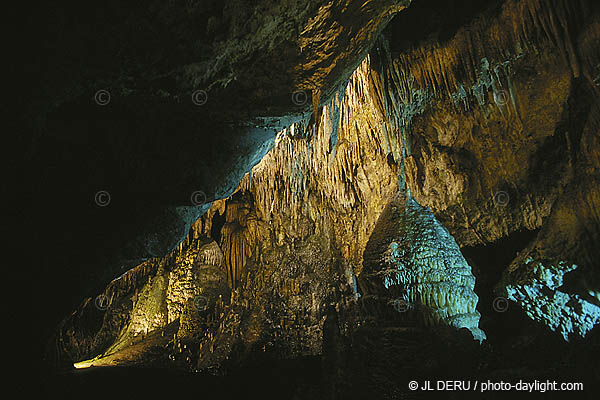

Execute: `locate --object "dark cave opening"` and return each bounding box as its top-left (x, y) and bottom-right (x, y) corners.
top-left (210, 209), bottom-right (227, 243)
top-left (461, 228), bottom-right (540, 343)
top-left (459, 229), bottom-right (600, 390)
top-left (388, 0), bottom-right (503, 54)
top-left (20, 0), bottom-right (600, 397)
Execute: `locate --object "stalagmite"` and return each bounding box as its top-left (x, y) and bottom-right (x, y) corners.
top-left (54, 0), bottom-right (599, 374)
top-left (362, 193), bottom-right (486, 342)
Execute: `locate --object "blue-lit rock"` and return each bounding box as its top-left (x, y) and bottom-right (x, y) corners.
top-left (363, 194), bottom-right (486, 342)
top-left (505, 261), bottom-right (600, 341)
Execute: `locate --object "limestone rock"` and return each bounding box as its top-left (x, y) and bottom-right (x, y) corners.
top-left (361, 194), bottom-right (486, 342)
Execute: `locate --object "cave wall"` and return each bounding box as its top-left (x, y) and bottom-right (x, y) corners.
top-left (26, 3), bottom-right (416, 344)
top-left (390, 0), bottom-right (600, 339)
top-left (47, 1), bottom-right (600, 392)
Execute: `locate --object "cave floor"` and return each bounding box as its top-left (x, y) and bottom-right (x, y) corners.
top-left (74, 322), bottom-right (179, 369)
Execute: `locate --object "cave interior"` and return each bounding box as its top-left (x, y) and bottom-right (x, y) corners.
top-left (19, 0), bottom-right (600, 398)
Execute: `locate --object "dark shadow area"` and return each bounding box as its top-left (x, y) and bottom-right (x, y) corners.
top-left (388, 0), bottom-right (504, 54)
top-left (40, 356), bottom-right (322, 399)
top-left (211, 211), bottom-right (227, 243)
top-left (17, 1), bottom-right (600, 398)
top-left (461, 228), bottom-right (539, 342)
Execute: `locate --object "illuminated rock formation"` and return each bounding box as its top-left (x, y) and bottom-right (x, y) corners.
top-left (44, 2), bottom-right (600, 396)
top-left (362, 194), bottom-right (486, 342)
top-left (504, 261), bottom-right (600, 341)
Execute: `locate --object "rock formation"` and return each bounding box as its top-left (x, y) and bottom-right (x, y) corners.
top-left (361, 194), bottom-right (486, 342)
top-left (30, 0), bottom-right (600, 397)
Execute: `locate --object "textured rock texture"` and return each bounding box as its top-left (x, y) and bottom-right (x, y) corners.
top-left (41, 0), bottom-right (600, 397)
top-left (386, 0), bottom-right (600, 341)
top-left (25, 2), bottom-right (414, 330)
top-left (361, 194), bottom-right (486, 342)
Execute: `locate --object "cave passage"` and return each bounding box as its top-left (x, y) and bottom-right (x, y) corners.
top-left (23, 0), bottom-right (600, 398)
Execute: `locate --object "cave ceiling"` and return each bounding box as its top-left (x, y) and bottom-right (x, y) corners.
top-left (22, 0), bottom-right (600, 397)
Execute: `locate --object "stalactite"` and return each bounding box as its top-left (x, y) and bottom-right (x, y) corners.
top-left (104, 260), bottom-right (159, 301)
top-left (394, 0), bottom-right (593, 101)
top-left (59, 0), bottom-right (600, 366)
top-left (195, 241), bottom-right (225, 267)
top-left (220, 197), bottom-right (265, 289)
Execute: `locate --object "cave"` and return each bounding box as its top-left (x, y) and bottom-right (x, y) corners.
top-left (19, 0), bottom-right (600, 398)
